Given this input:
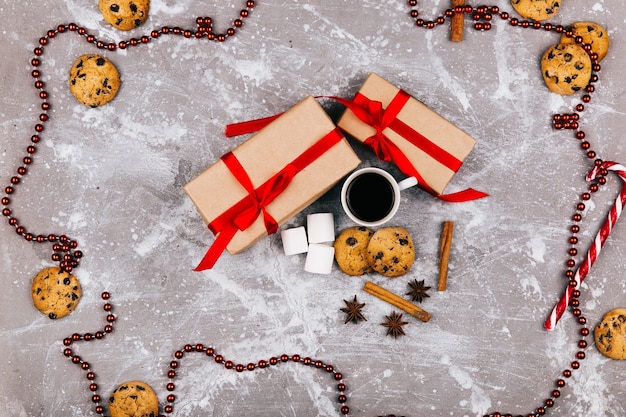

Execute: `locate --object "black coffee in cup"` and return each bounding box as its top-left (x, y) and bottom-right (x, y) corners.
top-left (345, 172), bottom-right (395, 223)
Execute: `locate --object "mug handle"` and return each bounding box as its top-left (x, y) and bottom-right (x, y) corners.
top-left (397, 176), bottom-right (418, 191)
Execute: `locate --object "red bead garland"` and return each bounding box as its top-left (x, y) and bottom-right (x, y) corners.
top-left (62, 292), bottom-right (116, 415)
top-left (160, 347), bottom-right (350, 417)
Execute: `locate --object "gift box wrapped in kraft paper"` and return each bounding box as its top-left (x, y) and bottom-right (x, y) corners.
top-left (184, 96), bottom-right (361, 271)
top-left (336, 73), bottom-right (487, 202)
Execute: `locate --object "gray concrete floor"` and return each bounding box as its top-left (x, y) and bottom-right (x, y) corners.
top-left (1, 1), bottom-right (625, 416)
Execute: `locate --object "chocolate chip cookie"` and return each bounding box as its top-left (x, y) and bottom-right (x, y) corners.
top-left (109, 380), bottom-right (159, 417)
top-left (69, 54), bottom-right (121, 107)
top-left (560, 21), bottom-right (610, 62)
top-left (541, 43), bottom-right (592, 95)
top-left (31, 266), bottom-right (82, 319)
top-left (334, 226), bottom-right (374, 276)
top-left (594, 308), bottom-right (626, 360)
top-left (511, 0), bottom-right (560, 21)
top-left (366, 227), bottom-right (415, 278)
top-left (99, 0), bottom-right (150, 31)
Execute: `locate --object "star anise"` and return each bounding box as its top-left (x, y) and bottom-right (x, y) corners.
top-left (381, 311), bottom-right (409, 338)
top-left (406, 279), bottom-right (431, 303)
top-left (340, 295), bottom-right (367, 324)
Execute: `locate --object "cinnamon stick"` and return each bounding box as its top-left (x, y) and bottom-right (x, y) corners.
top-left (363, 281), bottom-right (431, 323)
top-left (450, 0), bottom-right (465, 42)
top-left (438, 221), bottom-right (454, 291)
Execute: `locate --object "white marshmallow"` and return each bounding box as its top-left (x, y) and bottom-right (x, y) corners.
top-left (306, 212), bottom-right (335, 244)
top-left (280, 226), bottom-right (309, 256)
top-left (304, 243), bottom-right (335, 274)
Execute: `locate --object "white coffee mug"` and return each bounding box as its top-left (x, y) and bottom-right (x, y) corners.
top-left (340, 167), bottom-right (417, 227)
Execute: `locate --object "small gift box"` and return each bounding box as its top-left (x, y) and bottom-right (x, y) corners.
top-left (184, 96), bottom-right (361, 270)
top-left (337, 73), bottom-right (486, 201)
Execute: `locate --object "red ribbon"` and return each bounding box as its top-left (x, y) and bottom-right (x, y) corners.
top-left (225, 113), bottom-right (283, 137)
top-left (195, 128), bottom-right (345, 271)
top-left (334, 91), bottom-right (488, 202)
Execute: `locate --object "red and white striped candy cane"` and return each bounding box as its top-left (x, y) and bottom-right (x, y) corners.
top-left (544, 161), bottom-right (626, 331)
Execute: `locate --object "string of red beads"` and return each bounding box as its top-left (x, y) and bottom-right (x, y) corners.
top-left (408, 0), bottom-right (499, 31)
top-left (61, 292), bottom-right (115, 415)
top-left (160, 347), bottom-right (349, 416)
top-left (404, 2), bottom-right (605, 417)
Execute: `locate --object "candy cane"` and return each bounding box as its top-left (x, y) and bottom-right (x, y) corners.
top-left (544, 161), bottom-right (626, 331)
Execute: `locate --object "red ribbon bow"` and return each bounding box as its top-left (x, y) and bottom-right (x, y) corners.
top-left (357, 99), bottom-right (396, 162)
top-left (219, 152), bottom-right (295, 235)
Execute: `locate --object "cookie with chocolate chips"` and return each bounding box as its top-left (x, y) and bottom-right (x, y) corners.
top-left (31, 266), bottom-right (82, 319)
top-left (108, 380), bottom-right (159, 417)
top-left (560, 21), bottom-right (610, 62)
top-left (334, 226), bottom-right (374, 276)
top-left (99, 0), bottom-right (150, 31)
top-left (511, 0), bottom-right (560, 21)
top-left (69, 54), bottom-right (121, 107)
top-left (366, 226), bottom-right (415, 278)
top-left (541, 43), bottom-right (592, 95)
top-left (594, 308), bottom-right (626, 360)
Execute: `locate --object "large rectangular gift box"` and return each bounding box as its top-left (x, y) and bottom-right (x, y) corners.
top-left (184, 96), bottom-right (361, 269)
top-left (337, 72), bottom-right (477, 196)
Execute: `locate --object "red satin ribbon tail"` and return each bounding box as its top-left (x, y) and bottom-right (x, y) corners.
top-left (436, 188), bottom-right (489, 202)
top-left (225, 113), bottom-right (284, 137)
top-left (318, 95), bottom-right (381, 127)
top-left (194, 226), bottom-right (238, 271)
